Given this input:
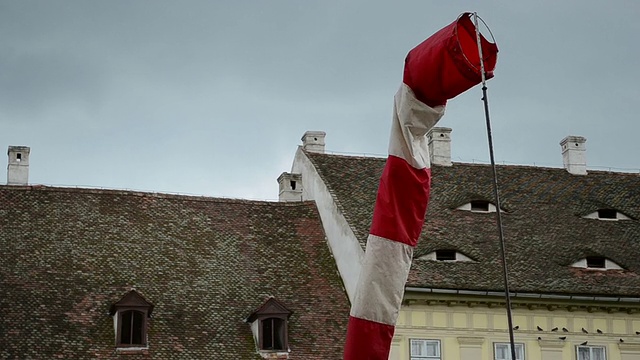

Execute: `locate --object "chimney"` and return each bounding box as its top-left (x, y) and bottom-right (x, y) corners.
top-left (277, 172), bottom-right (302, 202)
top-left (301, 131), bottom-right (326, 153)
top-left (427, 127), bottom-right (452, 166)
top-left (560, 136), bottom-right (587, 175)
top-left (7, 146), bottom-right (30, 185)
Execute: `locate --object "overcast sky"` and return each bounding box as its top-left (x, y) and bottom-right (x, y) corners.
top-left (1, 1), bottom-right (638, 200)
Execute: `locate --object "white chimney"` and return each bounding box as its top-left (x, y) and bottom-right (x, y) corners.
top-left (560, 136), bottom-right (587, 175)
top-left (427, 127), bottom-right (452, 166)
top-left (7, 146), bottom-right (30, 185)
top-left (277, 172), bottom-right (302, 202)
top-left (301, 131), bottom-right (326, 153)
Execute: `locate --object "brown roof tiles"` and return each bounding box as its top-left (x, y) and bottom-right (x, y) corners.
top-left (306, 151), bottom-right (640, 297)
top-left (0, 186), bottom-right (348, 359)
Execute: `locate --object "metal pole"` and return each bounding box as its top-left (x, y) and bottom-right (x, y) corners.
top-left (473, 12), bottom-right (518, 360)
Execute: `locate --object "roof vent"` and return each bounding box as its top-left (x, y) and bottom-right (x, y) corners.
top-left (560, 136), bottom-right (587, 175)
top-left (7, 146), bottom-right (30, 185)
top-left (301, 131), bottom-right (326, 154)
top-left (427, 127), bottom-right (452, 166)
top-left (277, 172), bottom-right (302, 202)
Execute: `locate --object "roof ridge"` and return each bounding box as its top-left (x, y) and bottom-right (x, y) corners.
top-left (307, 151), bottom-right (640, 176)
top-left (0, 185), bottom-right (317, 207)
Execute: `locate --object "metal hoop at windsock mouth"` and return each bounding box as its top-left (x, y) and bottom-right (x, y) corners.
top-left (403, 12), bottom-right (498, 107)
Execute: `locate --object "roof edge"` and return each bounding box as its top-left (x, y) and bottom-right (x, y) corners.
top-left (405, 286), bottom-right (640, 303)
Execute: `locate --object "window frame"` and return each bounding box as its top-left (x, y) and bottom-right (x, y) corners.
top-left (494, 342), bottom-right (525, 360)
top-left (576, 345), bottom-right (606, 360)
top-left (435, 249), bottom-right (457, 261)
top-left (410, 338), bottom-right (441, 360)
top-left (115, 307), bottom-right (149, 348)
top-left (259, 316), bottom-right (288, 351)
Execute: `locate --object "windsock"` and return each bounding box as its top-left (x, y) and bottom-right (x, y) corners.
top-left (343, 13), bottom-right (497, 360)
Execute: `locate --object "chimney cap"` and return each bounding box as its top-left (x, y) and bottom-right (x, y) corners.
top-left (8, 146), bottom-right (30, 155)
top-left (300, 130), bottom-right (326, 140)
top-left (560, 136), bottom-right (586, 147)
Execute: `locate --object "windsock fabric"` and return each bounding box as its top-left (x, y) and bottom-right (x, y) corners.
top-left (343, 84), bottom-right (445, 360)
top-left (343, 13), bottom-right (497, 360)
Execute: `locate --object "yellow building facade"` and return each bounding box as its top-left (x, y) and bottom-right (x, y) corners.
top-left (390, 294), bottom-right (640, 360)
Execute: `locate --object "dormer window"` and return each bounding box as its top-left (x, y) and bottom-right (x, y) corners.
top-left (583, 209), bottom-right (631, 221)
top-left (457, 200), bottom-right (500, 213)
top-left (419, 250), bottom-right (473, 262)
top-left (471, 200), bottom-right (490, 212)
top-left (247, 298), bottom-right (292, 356)
top-left (436, 250), bottom-right (456, 261)
top-left (586, 256), bottom-right (605, 269)
top-left (110, 290), bottom-right (153, 351)
top-left (571, 256), bottom-right (623, 270)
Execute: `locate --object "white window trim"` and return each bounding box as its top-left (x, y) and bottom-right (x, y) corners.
top-left (494, 342), bottom-right (525, 360)
top-left (410, 339), bottom-right (441, 360)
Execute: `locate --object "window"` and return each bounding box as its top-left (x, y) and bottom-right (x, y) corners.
top-left (261, 317), bottom-right (286, 350)
top-left (247, 297), bottom-right (292, 353)
top-left (435, 250), bottom-right (456, 261)
top-left (583, 209), bottom-right (631, 221)
top-left (577, 345), bottom-right (606, 360)
top-left (110, 290), bottom-right (153, 349)
top-left (571, 257), bottom-right (623, 270)
top-left (418, 250), bottom-right (473, 262)
top-left (586, 256), bottom-right (606, 269)
top-left (597, 209), bottom-right (616, 219)
top-left (410, 339), bottom-right (440, 360)
top-left (494, 343), bottom-right (524, 360)
top-left (470, 200), bottom-right (490, 212)
top-left (456, 200), bottom-right (500, 213)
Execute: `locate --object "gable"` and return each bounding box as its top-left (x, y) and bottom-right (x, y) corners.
top-left (110, 290), bottom-right (154, 315)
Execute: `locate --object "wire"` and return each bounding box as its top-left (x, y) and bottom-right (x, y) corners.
top-left (473, 12), bottom-right (517, 360)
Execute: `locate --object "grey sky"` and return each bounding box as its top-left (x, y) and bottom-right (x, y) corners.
top-left (1, 1), bottom-right (638, 200)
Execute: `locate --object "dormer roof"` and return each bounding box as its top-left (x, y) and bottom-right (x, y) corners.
top-left (247, 297), bottom-right (293, 323)
top-left (109, 290), bottom-right (154, 316)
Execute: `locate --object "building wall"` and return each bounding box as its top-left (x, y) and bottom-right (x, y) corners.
top-left (291, 147), bottom-right (363, 301)
top-left (389, 300), bottom-right (640, 360)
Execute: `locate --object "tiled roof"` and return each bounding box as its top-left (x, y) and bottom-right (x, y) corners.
top-left (306, 151), bottom-right (640, 297)
top-left (0, 186), bottom-right (348, 359)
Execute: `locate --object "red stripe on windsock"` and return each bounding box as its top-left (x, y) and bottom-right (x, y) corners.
top-left (343, 316), bottom-right (395, 360)
top-left (370, 155), bottom-right (431, 247)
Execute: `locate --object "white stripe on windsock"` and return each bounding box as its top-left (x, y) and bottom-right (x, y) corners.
top-left (388, 83), bottom-right (446, 169)
top-left (350, 235), bottom-right (414, 325)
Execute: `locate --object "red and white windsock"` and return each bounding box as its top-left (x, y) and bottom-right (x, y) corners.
top-left (343, 13), bottom-right (497, 360)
